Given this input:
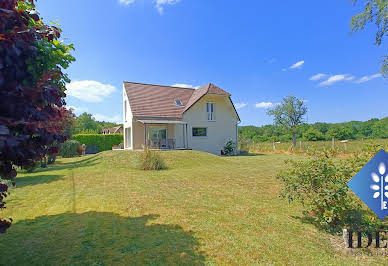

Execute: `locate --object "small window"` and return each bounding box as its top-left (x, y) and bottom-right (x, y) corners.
top-left (207, 102), bottom-right (215, 121)
top-left (174, 99), bottom-right (184, 106)
top-left (192, 127), bottom-right (207, 137)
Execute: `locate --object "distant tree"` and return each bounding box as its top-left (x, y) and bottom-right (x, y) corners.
top-left (74, 113), bottom-right (101, 134)
top-left (267, 96), bottom-right (307, 147)
top-left (350, 0), bottom-right (388, 76)
top-left (371, 117), bottom-right (388, 138)
top-left (0, 0), bottom-right (75, 232)
top-left (303, 127), bottom-right (325, 141)
top-left (326, 126), bottom-right (354, 140)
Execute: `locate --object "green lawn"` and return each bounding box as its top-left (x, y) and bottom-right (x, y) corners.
top-left (0, 151), bottom-right (386, 265)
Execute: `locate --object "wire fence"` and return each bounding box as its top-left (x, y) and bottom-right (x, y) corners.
top-left (239, 138), bottom-right (388, 155)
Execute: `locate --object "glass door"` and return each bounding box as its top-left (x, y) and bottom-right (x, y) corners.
top-left (148, 126), bottom-right (168, 148)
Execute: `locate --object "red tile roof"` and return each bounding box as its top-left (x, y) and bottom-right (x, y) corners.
top-left (123, 81), bottom-right (235, 119)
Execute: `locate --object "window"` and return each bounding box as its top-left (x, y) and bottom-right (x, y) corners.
top-left (174, 99), bottom-right (184, 106)
top-left (192, 127), bottom-right (207, 137)
top-left (124, 100), bottom-right (127, 122)
top-left (207, 102), bottom-right (215, 121)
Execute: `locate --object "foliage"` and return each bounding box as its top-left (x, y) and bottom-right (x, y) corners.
top-left (71, 134), bottom-right (123, 152)
top-left (302, 127), bottom-right (325, 141)
top-left (277, 146), bottom-right (384, 232)
top-left (350, 0), bottom-right (388, 76)
top-left (0, 0), bottom-right (75, 232)
top-left (223, 140), bottom-right (236, 155)
top-left (135, 148), bottom-right (167, 170)
top-left (326, 126), bottom-right (354, 140)
top-left (59, 140), bottom-right (80, 158)
top-left (71, 112), bottom-right (121, 134)
top-left (267, 95), bottom-right (307, 146)
top-left (239, 117), bottom-right (385, 143)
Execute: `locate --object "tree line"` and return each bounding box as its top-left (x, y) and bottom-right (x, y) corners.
top-left (239, 116), bottom-right (388, 143)
top-left (65, 111), bottom-right (121, 135)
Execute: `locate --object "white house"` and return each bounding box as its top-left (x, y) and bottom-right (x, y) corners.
top-left (123, 81), bottom-right (240, 155)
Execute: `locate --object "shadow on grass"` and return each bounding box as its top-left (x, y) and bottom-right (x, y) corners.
top-left (15, 174), bottom-right (64, 188)
top-left (236, 152), bottom-right (266, 157)
top-left (0, 212), bottom-right (206, 265)
top-left (15, 156), bottom-right (100, 188)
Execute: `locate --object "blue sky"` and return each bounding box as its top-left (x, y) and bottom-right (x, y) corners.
top-left (36, 0), bottom-right (387, 126)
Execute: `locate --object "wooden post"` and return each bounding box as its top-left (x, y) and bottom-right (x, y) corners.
top-left (344, 142), bottom-right (347, 151)
top-left (273, 141), bottom-right (276, 151)
top-left (299, 141), bottom-right (302, 150)
top-left (332, 137), bottom-right (335, 150)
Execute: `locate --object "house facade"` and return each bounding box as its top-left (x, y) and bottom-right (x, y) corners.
top-left (123, 82), bottom-right (240, 155)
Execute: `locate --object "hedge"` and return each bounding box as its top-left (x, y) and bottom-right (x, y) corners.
top-left (72, 134), bottom-right (123, 152)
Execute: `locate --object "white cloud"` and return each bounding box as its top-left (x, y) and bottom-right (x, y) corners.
top-left (119, 0), bottom-right (135, 5)
top-left (309, 73), bottom-right (327, 81)
top-left (319, 74), bottom-right (354, 86)
top-left (67, 106), bottom-right (88, 115)
top-left (66, 80), bottom-right (116, 102)
top-left (255, 102), bottom-right (274, 109)
top-left (290, 60), bottom-right (305, 69)
top-left (235, 103), bottom-right (247, 109)
top-left (356, 73), bottom-right (382, 83)
top-left (155, 0), bottom-right (181, 14)
top-left (92, 114), bottom-right (122, 123)
top-left (171, 83), bottom-right (199, 89)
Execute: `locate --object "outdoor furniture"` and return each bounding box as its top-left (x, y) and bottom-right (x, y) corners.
top-left (85, 145), bottom-right (98, 154)
top-left (168, 139), bottom-right (175, 149)
top-left (146, 138), bottom-right (176, 149)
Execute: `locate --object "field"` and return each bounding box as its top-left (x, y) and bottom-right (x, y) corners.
top-left (240, 138), bottom-right (388, 155)
top-left (0, 151), bottom-right (387, 265)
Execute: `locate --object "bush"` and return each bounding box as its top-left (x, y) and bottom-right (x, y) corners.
top-left (135, 148), bottom-right (167, 170)
top-left (277, 147), bottom-right (383, 233)
top-left (303, 127), bottom-right (325, 141)
top-left (59, 140), bottom-right (80, 158)
top-left (223, 140), bottom-right (236, 155)
top-left (71, 134), bottom-right (123, 152)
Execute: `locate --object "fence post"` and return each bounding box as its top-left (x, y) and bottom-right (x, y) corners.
top-left (332, 137), bottom-right (335, 150)
top-left (299, 141), bottom-right (302, 150)
top-left (273, 141), bottom-right (276, 151)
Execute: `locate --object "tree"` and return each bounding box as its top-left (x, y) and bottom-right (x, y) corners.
top-left (0, 0), bottom-right (75, 232)
top-left (302, 127), bottom-right (325, 141)
top-left (350, 0), bottom-right (388, 76)
top-left (74, 112), bottom-right (102, 134)
top-left (267, 96), bottom-right (307, 147)
top-left (326, 126), bottom-right (354, 140)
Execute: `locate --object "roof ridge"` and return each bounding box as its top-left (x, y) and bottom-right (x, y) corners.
top-left (123, 81), bottom-right (196, 90)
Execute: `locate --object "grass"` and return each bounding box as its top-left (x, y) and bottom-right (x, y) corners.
top-left (0, 151), bottom-right (387, 265)
top-left (240, 138), bottom-right (388, 155)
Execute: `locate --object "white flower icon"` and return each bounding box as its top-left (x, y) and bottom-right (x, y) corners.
top-left (370, 162), bottom-right (388, 209)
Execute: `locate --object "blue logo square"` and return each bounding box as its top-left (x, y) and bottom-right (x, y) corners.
top-left (347, 149), bottom-right (388, 220)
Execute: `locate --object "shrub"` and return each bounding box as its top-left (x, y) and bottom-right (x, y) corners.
top-left (277, 147), bottom-right (383, 233)
top-left (302, 127), bottom-right (325, 141)
top-left (223, 140), bottom-right (236, 155)
top-left (135, 148), bottom-right (167, 170)
top-left (59, 140), bottom-right (80, 158)
top-left (71, 134), bottom-right (123, 152)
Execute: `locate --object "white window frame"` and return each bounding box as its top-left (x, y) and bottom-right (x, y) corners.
top-left (207, 102), bottom-right (215, 121)
top-left (192, 127), bottom-right (208, 137)
top-left (124, 100), bottom-right (127, 122)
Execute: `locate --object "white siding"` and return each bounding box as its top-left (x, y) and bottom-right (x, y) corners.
top-left (123, 85), bottom-right (133, 149)
top-left (183, 94), bottom-right (239, 155)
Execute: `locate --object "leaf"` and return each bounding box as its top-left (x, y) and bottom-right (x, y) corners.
top-left (372, 172), bottom-right (380, 182)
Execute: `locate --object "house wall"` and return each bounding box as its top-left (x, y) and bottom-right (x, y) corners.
top-left (183, 94), bottom-right (239, 155)
top-left (123, 86), bottom-right (133, 149)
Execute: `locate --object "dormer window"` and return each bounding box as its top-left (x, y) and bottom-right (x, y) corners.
top-left (174, 99), bottom-right (184, 107)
